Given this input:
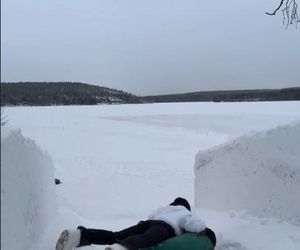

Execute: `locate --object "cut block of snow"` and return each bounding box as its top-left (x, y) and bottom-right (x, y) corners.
top-left (1, 128), bottom-right (57, 250)
top-left (194, 122), bottom-right (300, 223)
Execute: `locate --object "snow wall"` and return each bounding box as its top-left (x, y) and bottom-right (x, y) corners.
top-left (1, 128), bottom-right (57, 250)
top-left (194, 122), bottom-right (300, 223)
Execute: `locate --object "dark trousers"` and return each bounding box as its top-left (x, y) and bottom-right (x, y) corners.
top-left (79, 220), bottom-right (175, 250)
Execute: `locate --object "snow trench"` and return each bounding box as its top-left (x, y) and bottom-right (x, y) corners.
top-left (194, 122), bottom-right (300, 223)
top-left (1, 128), bottom-right (57, 250)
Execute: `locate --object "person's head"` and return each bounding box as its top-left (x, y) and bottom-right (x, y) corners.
top-left (170, 197), bottom-right (191, 211)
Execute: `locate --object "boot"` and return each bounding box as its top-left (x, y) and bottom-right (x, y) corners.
top-left (56, 229), bottom-right (81, 250)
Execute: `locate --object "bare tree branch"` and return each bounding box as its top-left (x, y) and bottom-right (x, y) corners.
top-left (266, 0), bottom-right (300, 28)
top-left (266, 0), bottom-right (285, 15)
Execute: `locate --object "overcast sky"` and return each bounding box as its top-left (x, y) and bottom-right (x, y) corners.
top-left (1, 0), bottom-right (299, 95)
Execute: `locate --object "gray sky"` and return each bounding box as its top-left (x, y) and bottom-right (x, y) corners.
top-left (1, 0), bottom-right (300, 95)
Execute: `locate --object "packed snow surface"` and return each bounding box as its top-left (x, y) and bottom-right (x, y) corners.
top-left (1, 101), bottom-right (300, 250)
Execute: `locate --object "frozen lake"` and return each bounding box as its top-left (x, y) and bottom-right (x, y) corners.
top-left (2, 101), bottom-right (300, 250)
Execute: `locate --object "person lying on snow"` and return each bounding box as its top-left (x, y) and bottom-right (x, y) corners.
top-left (56, 197), bottom-right (216, 250)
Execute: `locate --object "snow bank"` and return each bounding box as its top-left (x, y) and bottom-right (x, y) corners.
top-left (1, 128), bottom-right (57, 250)
top-left (194, 122), bottom-right (300, 223)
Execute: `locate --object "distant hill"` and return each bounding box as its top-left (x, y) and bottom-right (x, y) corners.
top-left (1, 82), bottom-right (299, 106)
top-left (141, 87), bottom-right (300, 103)
top-left (1, 82), bottom-right (141, 106)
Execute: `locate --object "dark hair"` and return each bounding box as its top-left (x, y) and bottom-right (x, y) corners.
top-left (170, 197), bottom-right (191, 211)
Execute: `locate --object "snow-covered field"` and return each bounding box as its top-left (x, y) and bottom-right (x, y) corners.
top-left (1, 101), bottom-right (300, 250)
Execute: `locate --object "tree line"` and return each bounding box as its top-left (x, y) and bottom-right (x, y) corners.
top-left (1, 82), bottom-right (141, 106)
top-left (142, 87), bottom-right (300, 103)
top-left (1, 82), bottom-right (299, 106)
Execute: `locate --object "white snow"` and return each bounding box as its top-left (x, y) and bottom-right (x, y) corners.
top-left (194, 122), bottom-right (300, 250)
top-left (194, 122), bottom-right (300, 222)
top-left (1, 128), bottom-right (57, 250)
top-left (1, 101), bottom-right (300, 250)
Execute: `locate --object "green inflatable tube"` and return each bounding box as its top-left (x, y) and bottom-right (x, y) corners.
top-left (142, 233), bottom-right (214, 250)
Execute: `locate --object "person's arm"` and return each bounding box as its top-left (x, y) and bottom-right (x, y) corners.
top-left (148, 207), bottom-right (164, 220)
top-left (182, 213), bottom-right (206, 233)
